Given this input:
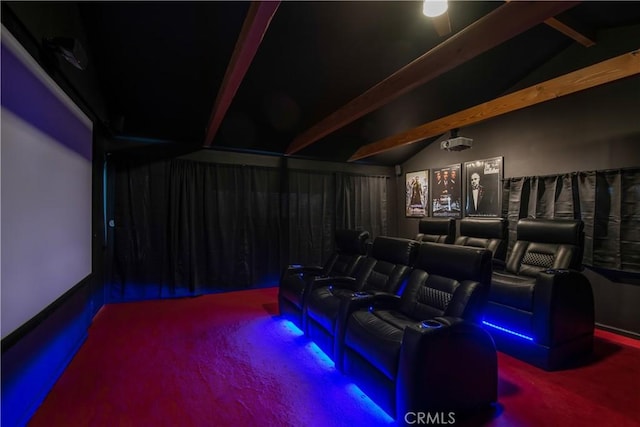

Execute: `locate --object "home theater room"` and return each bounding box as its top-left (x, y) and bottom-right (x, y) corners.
top-left (1, 1), bottom-right (639, 426)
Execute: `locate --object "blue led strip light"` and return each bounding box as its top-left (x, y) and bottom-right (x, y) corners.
top-left (482, 320), bottom-right (534, 341)
top-left (278, 320), bottom-right (394, 423)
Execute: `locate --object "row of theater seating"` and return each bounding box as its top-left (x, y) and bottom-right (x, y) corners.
top-left (278, 218), bottom-right (595, 419)
top-left (279, 234), bottom-right (498, 419)
top-left (416, 217), bottom-right (507, 262)
top-left (414, 217), bottom-right (594, 370)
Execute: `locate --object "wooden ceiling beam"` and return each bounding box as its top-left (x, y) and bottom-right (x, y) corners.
top-left (504, 0), bottom-right (595, 47)
top-left (349, 50), bottom-right (640, 162)
top-left (203, 1), bottom-right (280, 147)
top-left (285, 1), bottom-right (580, 156)
top-left (544, 16), bottom-right (596, 47)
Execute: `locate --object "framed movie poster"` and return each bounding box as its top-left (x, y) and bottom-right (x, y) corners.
top-left (431, 164), bottom-right (462, 218)
top-left (464, 157), bottom-right (503, 217)
top-left (405, 170), bottom-right (429, 217)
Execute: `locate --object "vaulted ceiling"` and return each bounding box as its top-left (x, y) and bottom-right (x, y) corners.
top-left (4, 1), bottom-right (640, 165)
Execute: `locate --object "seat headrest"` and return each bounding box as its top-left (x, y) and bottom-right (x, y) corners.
top-left (418, 218), bottom-right (455, 235)
top-left (370, 236), bottom-right (418, 266)
top-left (517, 218), bottom-right (583, 245)
top-left (459, 218), bottom-right (507, 240)
top-left (334, 229), bottom-right (369, 254)
top-left (414, 242), bottom-right (492, 284)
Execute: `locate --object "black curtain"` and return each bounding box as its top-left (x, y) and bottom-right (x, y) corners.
top-left (166, 160), bottom-right (283, 294)
top-left (335, 172), bottom-right (388, 238)
top-left (112, 161), bottom-right (170, 301)
top-left (110, 158), bottom-right (389, 302)
top-left (285, 169), bottom-right (336, 269)
top-left (503, 168), bottom-right (640, 273)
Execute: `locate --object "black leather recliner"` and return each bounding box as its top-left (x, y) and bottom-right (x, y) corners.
top-left (415, 218), bottom-right (455, 243)
top-left (484, 218), bottom-right (594, 370)
top-left (455, 218), bottom-right (508, 263)
top-left (341, 242), bottom-right (496, 419)
top-left (304, 236), bottom-right (418, 363)
top-left (278, 229), bottom-right (369, 329)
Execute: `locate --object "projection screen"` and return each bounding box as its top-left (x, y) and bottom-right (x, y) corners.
top-left (1, 26), bottom-right (93, 339)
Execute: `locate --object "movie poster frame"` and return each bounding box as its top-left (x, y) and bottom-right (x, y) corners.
top-left (405, 169), bottom-right (429, 218)
top-left (464, 156), bottom-right (504, 218)
top-left (431, 164), bottom-right (462, 218)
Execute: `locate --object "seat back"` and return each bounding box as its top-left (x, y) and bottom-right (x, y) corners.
top-left (506, 218), bottom-right (584, 277)
top-left (415, 218), bottom-right (455, 243)
top-left (455, 218), bottom-right (507, 261)
top-left (399, 242), bottom-right (492, 324)
top-left (324, 229), bottom-right (370, 276)
top-left (356, 237), bottom-right (418, 294)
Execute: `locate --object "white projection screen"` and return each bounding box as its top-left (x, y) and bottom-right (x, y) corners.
top-left (1, 26), bottom-right (93, 339)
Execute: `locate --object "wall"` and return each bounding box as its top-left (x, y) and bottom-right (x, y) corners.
top-left (398, 76), bottom-right (638, 220)
top-left (3, 2), bottom-right (108, 124)
top-left (397, 25), bottom-right (640, 336)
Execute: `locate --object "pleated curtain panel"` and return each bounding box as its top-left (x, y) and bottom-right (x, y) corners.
top-left (110, 158), bottom-right (389, 301)
top-left (503, 168), bottom-right (640, 273)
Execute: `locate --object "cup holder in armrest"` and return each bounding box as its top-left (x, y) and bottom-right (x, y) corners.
top-left (419, 319), bottom-right (443, 329)
top-left (352, 291), bottom-right (371, 298)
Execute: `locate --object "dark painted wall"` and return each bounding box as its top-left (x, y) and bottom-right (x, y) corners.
top-left (397, 25), bottom-right (640, 336)
top-left (4, 2), bottom-right (108, 124)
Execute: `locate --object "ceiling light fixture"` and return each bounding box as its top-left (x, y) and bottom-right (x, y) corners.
top-left (422, 0), bottom-right (448, 18)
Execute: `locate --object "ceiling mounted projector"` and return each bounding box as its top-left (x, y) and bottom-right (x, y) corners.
top-left (440, 136), bottom-right (473, 151)
top-left (43, 37), bottom-right (88, 71)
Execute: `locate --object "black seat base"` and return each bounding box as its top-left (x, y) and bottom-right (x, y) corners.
top-left (487, 326), bottom-right (594, 370)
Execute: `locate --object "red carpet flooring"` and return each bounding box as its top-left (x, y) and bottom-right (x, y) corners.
top-left (28, 287), bottom-right (640, 426)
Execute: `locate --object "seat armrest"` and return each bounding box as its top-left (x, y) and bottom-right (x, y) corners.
top-left (428, 315), bottom-right (464, 328)
top-left (367, 293), bottom-right (402, 311)
top-left (532, 269), bottom-right (594, 346)
top-left (339, 291), bottom-right (401, 312)
top-left (397, 319), bottom-right (497, 414)
top-left (287, 265), bottom-right (324, 274)
top-left (281, 264), bottom-right (324, 283)
top-left (307, 275), bottom-right (357, 292)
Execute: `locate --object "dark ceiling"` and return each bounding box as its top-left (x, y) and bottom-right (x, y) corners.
top-left (5, 1), bottom-right (640, 166)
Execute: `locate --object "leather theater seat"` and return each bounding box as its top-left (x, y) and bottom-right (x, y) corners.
top-left (484, 218), bottom-right (594, 370)
top-left (455, 218), bottom-right (508, 264)
top-left (278, 229), bottom-right (369, 329)
top-left (415, 218), bottom-right (455, 243)
top-left (304, 236), bottom-right (418, 364)
top-left (342, 242), bottom-right (496, 419)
